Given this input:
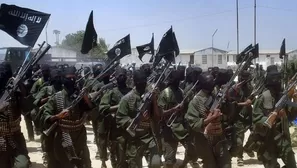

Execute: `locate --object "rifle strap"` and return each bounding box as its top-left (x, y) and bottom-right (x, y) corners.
top-left (54, 91), bottom-right (80, 161)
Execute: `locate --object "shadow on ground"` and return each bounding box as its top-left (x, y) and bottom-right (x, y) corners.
top-left (30, 162), bottom-right (45, 168)
top-left (244, 158), bottom-right (262, 165)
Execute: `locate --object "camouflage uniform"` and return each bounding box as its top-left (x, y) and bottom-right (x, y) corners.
top-left (116, 88), bottom-right (161, 168)
top-left (158, 86), bottom-right (196, 168)
top-left (99, 86), bottom-right (131, 168)
top-left (185, 90), bottom-right (231, 168)
top-left (252, 89), bottom-right (297, 168)
top-left (33, 85), bottom-right (58, 166)
top-left (0, 92), bottom-right (30, 168)
top-left (42, 89), bottom-right (92, 168)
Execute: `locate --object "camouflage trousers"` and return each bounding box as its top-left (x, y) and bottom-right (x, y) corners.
top-left (0, 133), bottom-right (30, 168)
top-left (193, 133), bottom-right (231, 168)
top-left (0, 153), bottom-right (29, 168)
top-left (126, 139), bottom-right (161, 168)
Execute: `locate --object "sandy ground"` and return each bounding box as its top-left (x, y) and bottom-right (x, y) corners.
top-left (22, 118), bottom-right (297, 168)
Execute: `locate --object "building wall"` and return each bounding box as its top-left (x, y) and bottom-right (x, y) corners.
top-left (227, 52), bottom-right (283, 70)
top-left (175, 53), bottom-right (191, 65)
top-left (193, 48), bottom-right (227, 70)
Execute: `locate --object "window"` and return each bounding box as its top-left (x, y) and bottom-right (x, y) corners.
top-left (233, 55), bottom-right (236, 62)
top-left (227, 55), bottom-right (229, 62)
top-left (202, 55), bottom-right (207, 64)
top-left (189, 54), bottom-right (194, 64)
top-left (266, 55), bottom-right (270, 58)
top-left (218, 55), bottom-right (222, 64)
top-left (271, 57), bottom-right (275, 65)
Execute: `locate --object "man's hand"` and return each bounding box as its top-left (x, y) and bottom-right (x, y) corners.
top-left (55, 109), bottom-right (70, 119)
top-left (40, 97), bottom-right (49, 104)
top-left (173, 103), bottom-right (184, 113)
top-left (204, 108), bottom-right (222, 125)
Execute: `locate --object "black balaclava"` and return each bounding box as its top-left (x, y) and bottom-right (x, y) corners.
top-left (63, 67), bottom-right (76, 95)
top-left (265, 65), bottom-right (282, 93)
top-left (238, 70), bottom-right (250, 87)
top-left (0, 62), bottom-right (12, 91)
top-left (200, 72), bottom-right (215, 93)
top-left (212, 66), bottom-right (219, 78)
top-left (50, 68), bottom-right (63, 91)
top-left (167, 70), bottom-right (181, 90)
top-left (115, 68), bottom-right (127, 88)
top-left (191, 67), bottom-right (202, 83)
top-left (41, 64), bottom-right (50, 81)
top-left (84, 67), bottom-right (91, 75)
top-left (93, 64), bottom-right (103, 77)
top-left (133, 69), bottom-right (147, 95)
top-left (32, 64), bottom-right (40, 73)
top-left (177, 66), bottom-right (186, 81)
top-left (185, 67), bottom-right (194, 83)
top-left (140, 64), bottom-right (152, 78)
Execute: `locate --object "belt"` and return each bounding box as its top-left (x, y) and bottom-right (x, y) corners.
top-left (0, 117), bottom-right (21, 136)
top-left (59, 118), bottom-right (85, 132)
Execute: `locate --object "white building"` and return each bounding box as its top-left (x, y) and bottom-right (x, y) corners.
top-left (193, 47), bottom-right (228, 70)
top-left (227, 49), bottom-right (294, 70)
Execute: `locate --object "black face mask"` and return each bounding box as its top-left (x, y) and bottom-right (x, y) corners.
top-left (116, 75), bottom-right (127, 87)
top-left (135, 82), bottom-right (146, 95)
top-left (51, 76), bottom-right (63, 91)
top-left (63, 77), bottom-right (76, 94)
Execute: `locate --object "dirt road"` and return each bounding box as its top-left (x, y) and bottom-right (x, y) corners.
top-left (22, 119), bottom-right (295, 168)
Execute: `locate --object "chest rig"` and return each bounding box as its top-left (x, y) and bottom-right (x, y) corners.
top-left (55, 91), bottom-right (81, 162)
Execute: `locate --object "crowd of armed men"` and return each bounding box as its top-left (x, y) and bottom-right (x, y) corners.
top-left (0, 59), bottom-right (297, 168)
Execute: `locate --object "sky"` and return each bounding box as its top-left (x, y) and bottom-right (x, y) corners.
top-left (1, 0), bottom-right (297, 52)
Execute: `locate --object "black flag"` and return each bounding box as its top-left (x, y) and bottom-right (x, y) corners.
top-left (0, 4), bottom-right (50, 47)
top-left (279, 38), bottom-right (286, 59)
top-left (154, 26), bottom-right (179, 66)
top-left (81, 11), bottom-right (97, 54)
top-left (107, 34), bottom-right (131, 60)
top-left (136, 33), bottom-right (154, 62)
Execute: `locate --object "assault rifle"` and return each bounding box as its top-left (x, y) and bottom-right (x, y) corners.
top-left (264, 72), bottom-right (297, 128)
top-left (89, 79), bottom-right (117, 103)
top-left (126, 61), bottom-right (171, 137)
top-left (0, 42), bottom-right (51, 103)
top-left (207, 44), bottom-right (258, 112)
top-left (166, 79), bottom-right (199, 127)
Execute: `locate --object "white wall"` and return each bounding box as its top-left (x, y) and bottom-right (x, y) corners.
top-left (175, 53), bottom-right (191, 65)
top-left (227, 52), bottom-right (283, 70)
top-left (194, 48), bottom-right (227, 70)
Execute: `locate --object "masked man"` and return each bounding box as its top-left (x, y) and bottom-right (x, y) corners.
top-left (34, 68), bottom-right (63, 166)
top-left (158, 70), bottom-right (197, 168)
top-left (185, 72), bottom-right (231, 168)
top-left (116, 69), bottom-right (161, 168)
top-left (0, 62), bottom-right (30, 168)
top-left (99, 67), bottom-right (131, 168)
top-left (42, 67), bottom-right (93, 168)
top-left (252, 65), bottom-right (297, 168)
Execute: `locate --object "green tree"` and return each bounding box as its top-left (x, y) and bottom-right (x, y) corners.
top-left (61, 30), bottom-right (108, 59)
